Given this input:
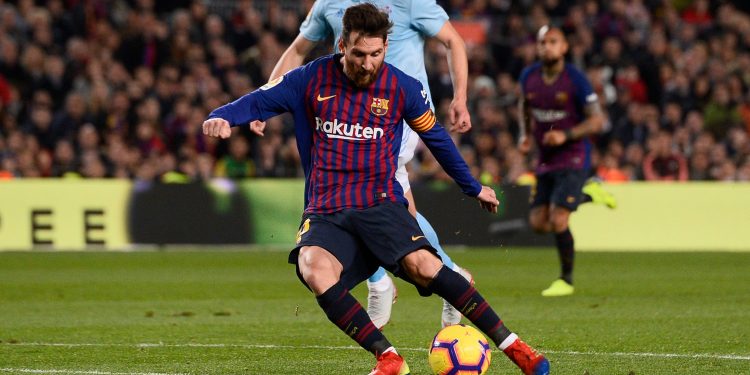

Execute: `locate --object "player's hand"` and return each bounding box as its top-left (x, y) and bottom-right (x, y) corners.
top-left (202, 118), bottom-right (232, 139)
top-left (476, 185), bottom-right (499, 214)
top-left (449, 99), bottom-right (472, 133)
top-left (518, 136), bottom-right (531, 154)
top-left (542, 130), bottom-right (566, 146)
top-left (249, 120), bottom-right (266, 136)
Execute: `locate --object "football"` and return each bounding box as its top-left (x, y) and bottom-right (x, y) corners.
top-left (428, 324), bottom-right (492, 375)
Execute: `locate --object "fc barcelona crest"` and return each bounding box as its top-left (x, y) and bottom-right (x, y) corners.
top-left (370, 97), bottom-right (389, 116)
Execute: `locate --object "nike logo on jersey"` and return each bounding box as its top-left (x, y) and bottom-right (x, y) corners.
top-left (317, 94), bottom-right (336, 102)
top-left (411, 235), bottom-right (425, 241)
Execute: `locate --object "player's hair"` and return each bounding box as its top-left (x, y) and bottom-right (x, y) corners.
top-left (537, 25), bottom-right (566, 42)
top-left (341, 3), bottom-right (393, 45)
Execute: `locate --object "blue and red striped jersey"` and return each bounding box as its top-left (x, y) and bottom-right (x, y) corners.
top-left (208, 54), bottom-right (480, 214)
top-left (519, 62), bottom-right (599, 173)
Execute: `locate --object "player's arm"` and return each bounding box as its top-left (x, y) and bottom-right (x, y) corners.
top-left (542, 102), bottom-right (605, 146)
top-left (402, 79), bottom-right (497, 212)
top-left (269, 35), bottom-right (318, 80)
top-left (408, 113), bottom-right (498, 212)
top-left (203, 71), bottom-right (302, 139)
top-left (431, 22), bottom-right (470, 133)
top-left (543, 68), bottom-right (606, 146)
top-left (517, 95), bottom-right (532, 153)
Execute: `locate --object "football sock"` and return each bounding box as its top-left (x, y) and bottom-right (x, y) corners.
top-left (316, 282), bottom-right (391, 355)
top-left (555, 228), bottom-right (575, 284)
top-left (416, 212), bottom-right (454, 269)
top-left (427, 266), bottom-right (512, 347)
top-left (498, 333), bottom-right (519, 350)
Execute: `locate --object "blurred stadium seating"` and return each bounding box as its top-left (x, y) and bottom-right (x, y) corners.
top-left (1, 0), bottom-right (749, 183)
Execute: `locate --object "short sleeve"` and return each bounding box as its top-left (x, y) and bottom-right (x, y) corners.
top-left (402, 77), bottom-right (436, 133)
top-left (568, 66), bottom-right (598, 108)
top-left (518, 66), bottom-right (533, 95)
top-left (410, 0), bottom-right (449, 37)
top-left (300, 1), bottom-right (331, 42)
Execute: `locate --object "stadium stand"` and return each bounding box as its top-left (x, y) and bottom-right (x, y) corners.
top-left (1, 0), bottom-right (749, 183)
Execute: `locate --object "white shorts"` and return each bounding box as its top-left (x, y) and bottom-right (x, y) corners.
top-left (396, 126), bottom-right (419, 194)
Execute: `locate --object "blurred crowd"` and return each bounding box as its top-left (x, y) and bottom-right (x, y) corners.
top-left (1, 0), bottom-right (750, 183)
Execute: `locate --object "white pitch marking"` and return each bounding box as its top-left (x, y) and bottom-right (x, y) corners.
top-left (3, 342), bottom-right (749, 361)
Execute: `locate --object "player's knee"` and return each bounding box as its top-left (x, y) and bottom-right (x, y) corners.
top-left (551, 211), bottom-right (570, 232)
top-left (297, 246), bottom-right (340, 292)
top-left (401, 249), bottom-right (442, 287)
top-left (528, 213), bottom-right (549, 233)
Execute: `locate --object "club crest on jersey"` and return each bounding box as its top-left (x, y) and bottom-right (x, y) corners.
top-left (370, 97), bottom-right (389, 116)
top-left (556, 91), bottom-right (569, 103)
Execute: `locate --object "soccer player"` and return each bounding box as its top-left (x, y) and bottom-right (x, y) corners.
top-left (518, 26), bottom-right (606, 297)
top-left (204, 5), bottom-right (549, 374)
top-left (252, 0), bottom-right (474, 329)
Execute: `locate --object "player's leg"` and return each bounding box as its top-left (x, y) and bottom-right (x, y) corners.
top-left (540, 206), bottom-right (575, 297)
top-left (541, 170), bottom-right (585, 297)
top-left (297, 246), bottom-right (394, 352)
top-left (360, 202), bottom-right (548, 374)
top-left (528, 172), bottom-right (554, 233)
top-left (579, 140), bottom-right (616, 208)
top-left (366, 266), bottom-right (397, 330)
top-left (400, 250), bottom-right (549, 375)
top-left (581, 177), bottom-right (617, 209)
top-left (406, 182), bottom-right (473, 327)
top-left (528, 205), bottom-right (552, 233)
top-left (293, 216), bottom-right (409, 375)
top-left (415, 211), bottom-right (453, 269)
top-left (414, 210), bottom-right (475, 327)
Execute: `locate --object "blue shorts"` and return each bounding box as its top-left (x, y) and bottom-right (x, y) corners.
top-left (531, 169), bottom-right (587, 211)
top-left (288, 201), bottom-right (437, 293)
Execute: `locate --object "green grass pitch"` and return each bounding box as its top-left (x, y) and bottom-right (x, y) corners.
top-left (1, 248), bottom-right (749, 374)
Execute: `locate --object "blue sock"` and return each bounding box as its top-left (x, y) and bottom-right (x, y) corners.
top-left (417, 212), bottom-right (455, 269)
top-left (368, 267), bottom-right (387, 283)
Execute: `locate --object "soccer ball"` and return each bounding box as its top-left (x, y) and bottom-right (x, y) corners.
top-left (428, 324), bottom-right (492, 375)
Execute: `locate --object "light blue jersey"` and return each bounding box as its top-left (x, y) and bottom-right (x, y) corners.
top-left (300, 0), bottom-right (448, 108)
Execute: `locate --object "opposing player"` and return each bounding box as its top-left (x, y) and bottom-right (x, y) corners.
top-left (255, 0), bottom-right (474, 329)
top-left (518, 26), bottom-right (606, 297)
top-left (204, 5), bottom-right (549, 374)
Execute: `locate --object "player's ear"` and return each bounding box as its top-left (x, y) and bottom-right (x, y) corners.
top-left (383, 37), bottom-right (388, 52)
top-left (562, 39), bottom-right (569, 54)
top-left (338, 36), bottom-right (345, 53)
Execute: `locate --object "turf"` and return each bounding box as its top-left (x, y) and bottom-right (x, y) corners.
top-left (1, 249), bottom-right (749, 374)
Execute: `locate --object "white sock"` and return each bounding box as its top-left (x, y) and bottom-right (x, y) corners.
top-left (498, 333), bottom-right (518, 350)
top-left (367, 275), bottom-right (392, 292)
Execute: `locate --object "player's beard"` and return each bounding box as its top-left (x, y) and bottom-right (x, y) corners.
top-left (541, 56), bottom-right (561, 68)
top-left (344, 59), bottom-right (381, 88)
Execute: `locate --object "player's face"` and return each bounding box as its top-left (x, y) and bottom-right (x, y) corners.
top-left (537, 30), bottom-right (568, 65)
top-left (339, 32), bottom-right (387, 88)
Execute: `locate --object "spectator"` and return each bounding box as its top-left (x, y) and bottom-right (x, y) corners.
top-left (643, 130), bottom-right (688, 181)
top-left (214, 135), bottom-right (254, 179)
top-left (0, 0), bottom-right (749, 184)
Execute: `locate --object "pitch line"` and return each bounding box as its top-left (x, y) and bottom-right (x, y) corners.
top-left (3, 342), bottom-right (749, 361)
top-left (0, 369), bottom-right (187, 375)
